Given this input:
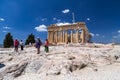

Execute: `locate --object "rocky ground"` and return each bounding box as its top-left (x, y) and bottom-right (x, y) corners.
top-left (0, 43), bottom-right (120, 80)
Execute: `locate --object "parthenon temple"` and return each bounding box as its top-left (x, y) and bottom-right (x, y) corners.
top-left (47, 22), bottom-right (90, 44)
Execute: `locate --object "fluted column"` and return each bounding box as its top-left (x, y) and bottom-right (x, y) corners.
top-left (65, 30), bottom-right (68, 43)
top-left (58, 31), bottom-right (60, 42)
top-left (60, 31), bottom-right (63, 42)
top-left (56, 31), bottom-right (58, 43)
top-left (51, 31), bottom-right (54, 43)
top-left (49, 31), bottom-right (51, 43)
top-left (71, 30), bottom-right (73, 43)
top-left (50, 31), bottom-right (52, 43)
top-left (53, 31), bottom-right (55, 43)
top-left (63, 31), bottom-right (65, 43)
top-left (76, 30), bottom-right (79, 43)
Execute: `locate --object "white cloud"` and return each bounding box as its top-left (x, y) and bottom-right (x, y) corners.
top-left (56, 22), bottom-right (71, 26)
top-left (41, 18), bottom-right (47, 21)
top-left (96, 34), bottom-right (100, 36)
top-left (90, 33), bottom-right (95, 37)
top-left (113, 34), bottom-right (120, 38)
top-left (90, 33), bottom-right (100, 37)
top-left (113, 36), bottom-right (118, 38)
top-left (62, 9), bottom-right (70, 13)
top-left (0, 18), bottom-right (5, 21)
top-left (53, 18), bottom-right (57, 20)
top-left (118, 30), bottom-right (120, 33)
top-left (57, 19), bottom-right (61, 22)
top-left (3, 26), bottom-right (11, 29)
top-left (102, 36), bottom-right (105, 38)
top-left (3, 31), bottom-right (8, 33)
top-left (52, 18), bottom-right (61, 22)
top-left (35, 24), bottom-right (47, 32)
top-left (87, 18), bottom-right (90, 21)
top-left (112, 30), bottom-right (120, 38)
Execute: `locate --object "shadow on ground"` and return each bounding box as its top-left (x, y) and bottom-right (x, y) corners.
top-left (0, 63), bottom-right (5, 68)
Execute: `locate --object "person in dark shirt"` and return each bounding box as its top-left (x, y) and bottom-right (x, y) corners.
top-left (20, 40), bottom-right (24, 50)
top-left (35, 38), bottom-right (42, 54)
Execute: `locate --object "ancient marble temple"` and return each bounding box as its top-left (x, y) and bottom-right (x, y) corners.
top-left (47, 22), bottom-right (90, 44)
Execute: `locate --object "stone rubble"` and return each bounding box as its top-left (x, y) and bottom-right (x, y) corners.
top-left (0, 43), bottom-right (120, 80)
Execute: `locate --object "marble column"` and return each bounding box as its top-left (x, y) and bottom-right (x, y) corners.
top-left (71, 30), bottom-right (73, 43)
top-left (76, 30), bottom-right (79, 43)
top-left (53, 31), bottom-right (56, 43)
top-left (50, 31), bottom-right (52, 43)
top-left (60, 31), bottom-right (63, 42)
top-left (55, 31), bottom-right (58, 43)
top-left (63, 31), bottom-right (65, 43)
top-left (57, 31), bottom-right (59, 43)
top-left (53, 31), bottom-right (55, 43)
top-left (65, 30), bottom-right (68, 43)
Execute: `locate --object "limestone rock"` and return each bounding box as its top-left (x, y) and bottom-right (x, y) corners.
top-left (25, 59), bottom-right (46, 73)
top-left (69, 60), bottom-right (87, 72)
top-left (0, 61), bottom-right (27, 80)
top-left (0, 44), bottom-right (120, 80)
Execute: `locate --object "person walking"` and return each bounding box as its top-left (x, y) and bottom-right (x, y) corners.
top-left (20, 40), bottom-right (24, 50)
top-left (44, 39), bottom-right (49, 53)
top-left (14, 39), bottom-right (19, 52)
top-left (35, 38), bottom-right (42, 54)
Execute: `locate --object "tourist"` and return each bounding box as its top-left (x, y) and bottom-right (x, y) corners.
top-left (20, 40), bottom-right (24, 50)
top-left (35, 38), bottom-right (42, 54)
top-left (44, 39), bottom-right (49, 53)
top-left (14, 39), bottom-right (19, 52)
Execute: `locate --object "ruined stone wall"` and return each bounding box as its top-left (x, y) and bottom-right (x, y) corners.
top-left (47, 22), bottom-right (90, 44)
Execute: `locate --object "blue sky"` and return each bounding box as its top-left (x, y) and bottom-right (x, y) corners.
top-left (0, 0), bottom-right (120, 44)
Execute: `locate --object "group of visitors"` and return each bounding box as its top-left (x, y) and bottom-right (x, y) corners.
top-left (35, 38), bottom-right (49, 54)
top-left (14, 38), bottom-right (49, 54)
